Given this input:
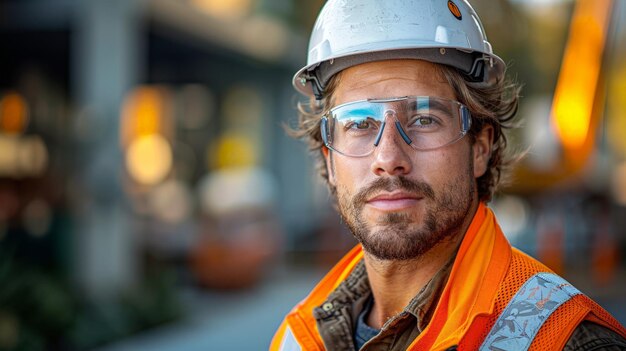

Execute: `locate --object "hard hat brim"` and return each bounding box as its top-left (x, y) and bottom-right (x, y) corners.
top-left (293, 46), bottom-right (505, 98)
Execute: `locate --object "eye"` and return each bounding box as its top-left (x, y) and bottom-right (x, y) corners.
top-left (353, 120), bottom-right (372, 129)
top-left (344, 118), bottom-right (377, 131)
top-left (412, 115), bottom-right (437, 127)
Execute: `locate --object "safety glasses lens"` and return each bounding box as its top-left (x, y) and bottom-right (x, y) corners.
top-left (322, 96), bottom-right (469, 157)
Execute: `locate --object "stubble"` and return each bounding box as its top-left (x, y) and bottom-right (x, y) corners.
top-left (336, 171), bottom-right (475, 261)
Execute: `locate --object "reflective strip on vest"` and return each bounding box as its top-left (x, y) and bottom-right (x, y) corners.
top-left (279, 327), bottom-right (302, 351)
top-left (479, 272), bottom-right (582, 351)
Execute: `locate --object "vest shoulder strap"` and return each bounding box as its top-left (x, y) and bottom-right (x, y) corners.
top-left (479, 272), bottom-right (581, 351)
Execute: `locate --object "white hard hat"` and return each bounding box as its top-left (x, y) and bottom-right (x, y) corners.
top-left (294, 0), bottom-right (505, 99)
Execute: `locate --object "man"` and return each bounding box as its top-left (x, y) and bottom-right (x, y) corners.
top-left (271, 0), bottom-right (626, 350)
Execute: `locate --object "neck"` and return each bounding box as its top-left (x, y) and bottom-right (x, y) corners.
top-left (363, 201), bottom-right (479, 329)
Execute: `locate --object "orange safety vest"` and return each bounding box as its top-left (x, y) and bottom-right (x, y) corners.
top-left (270, 203), bottom-right (626, 351)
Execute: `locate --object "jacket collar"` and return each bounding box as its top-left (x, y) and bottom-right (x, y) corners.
top-left (408, 202), bottom-right (511, 350)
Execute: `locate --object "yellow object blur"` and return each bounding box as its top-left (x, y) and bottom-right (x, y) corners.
top-left (210, 133), bottom-right (257, 170)
top-left (551, 0), bottom-right (612, 152)
top-left (0, 92), bottom-right (29, 135)
top-left (125, 134), bottom-right (173, 186)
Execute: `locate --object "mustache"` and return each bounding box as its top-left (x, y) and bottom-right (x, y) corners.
top-left (353, 176), bottom-right (435, 205)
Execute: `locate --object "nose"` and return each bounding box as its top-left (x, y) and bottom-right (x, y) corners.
top-left (370, 113), bottom-right (413, 177)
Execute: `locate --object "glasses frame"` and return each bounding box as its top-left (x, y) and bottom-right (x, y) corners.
top-left (320, 96), bottom-right (472, 157)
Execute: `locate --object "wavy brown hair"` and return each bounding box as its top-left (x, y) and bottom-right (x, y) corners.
top-left (289, 62), bottom-right (520, 203)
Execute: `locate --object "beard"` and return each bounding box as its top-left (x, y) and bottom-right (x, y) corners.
top-left (335, 171), bottom-right (475, 261)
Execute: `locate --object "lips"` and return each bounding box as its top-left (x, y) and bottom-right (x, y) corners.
top-left (366, 192), bottom-right (423, 211)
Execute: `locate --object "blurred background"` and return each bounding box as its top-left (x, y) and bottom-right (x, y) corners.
top-left (0, 0), bottom-right (625, 350)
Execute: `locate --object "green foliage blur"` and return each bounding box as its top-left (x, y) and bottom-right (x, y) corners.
top-left (0, 248), bottom-right (182, 351)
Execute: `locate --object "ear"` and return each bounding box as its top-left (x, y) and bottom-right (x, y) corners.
top-left (322, 146), bottom-right (336, 186)
top-left (473, 125), bottom-right (493, 178)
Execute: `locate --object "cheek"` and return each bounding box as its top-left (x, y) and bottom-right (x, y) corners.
top-left (423, 152), bottom-right (456, 176)
top-left (334, 158), bottom-right (361, 184)
top-left (331, 157), bottom-right (371, 196)
top-left (422, 148), bottom-right (473, 185)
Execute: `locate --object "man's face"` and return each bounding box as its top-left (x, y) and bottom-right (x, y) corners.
top-left (324, 60), bottom-right (491, 261)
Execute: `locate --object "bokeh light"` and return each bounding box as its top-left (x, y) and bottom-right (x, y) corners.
top-left (0, 135), bottom-right (48, 178)
top-left (198, 167), bottom-right (277, 216)
top-left (0, 135), bottom-right (19, 177)
top-left (210, 133), bottom-right (257, 170)
top-left (121, 86), bottom-right (170, 149)
top-left (17, 136), bottom-right (48, 177)
top-left (125, 134), bottom-right (173, 186)
top-left (0, 92), bottom-right (29, 135)
top-left (148, 179), bottom-right (193, 224)
top-left (191, 0), bottom-right (253, 19)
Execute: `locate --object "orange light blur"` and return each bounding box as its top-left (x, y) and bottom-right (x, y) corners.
top-left (551, 0), bottom-right (612, 151)
top-left (0, 92), bottom-right (29, 135)
top-left (120, 86), bottom-right (175, 186)
top-left (191, 0), bottom-right (252, 19)
top-left (120, 86), bottom-right (166, 148)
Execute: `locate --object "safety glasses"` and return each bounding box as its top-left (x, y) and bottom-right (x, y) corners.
top-left (321, 96), bottom-right (471, 157)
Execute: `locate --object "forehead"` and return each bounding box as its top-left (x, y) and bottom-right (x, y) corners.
top-left (333, 59), bottom-right (456, 105)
